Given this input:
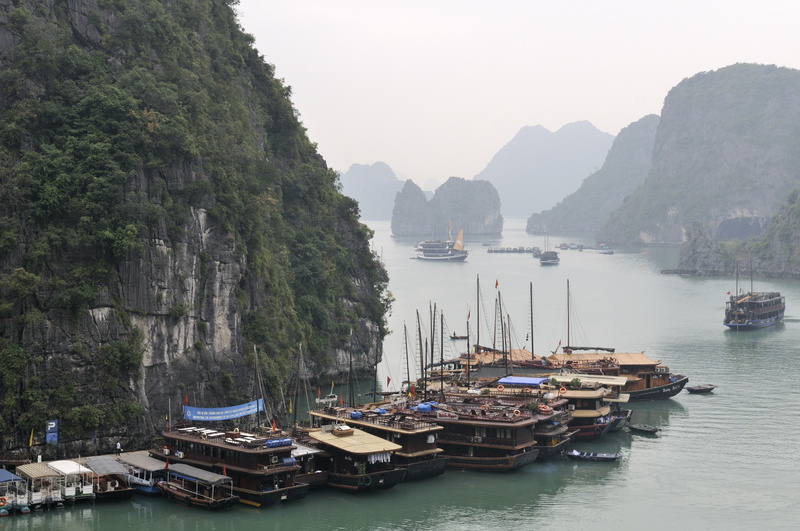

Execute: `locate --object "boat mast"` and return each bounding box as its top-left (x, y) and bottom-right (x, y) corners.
top-left (566, 279), bottom-right (571, 349)
top-left (403, 323), bottom-right (410, 396)
top-left (417, 310), bottom-right (425, 399)
top-left (505, 312), bottom-right (511, 377)
top-left (466, 318), bottom-right (471, 387)
top-left (439, 311), bottom-right (445, 399)
top-left (476, 274), bottom-right (481, 354)
top-left (529, 282), bottom-right (535, 359)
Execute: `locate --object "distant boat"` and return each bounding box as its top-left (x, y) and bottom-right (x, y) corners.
top-left (628, 423), bottom-right (660, 435)
top-left (414, 228), bottom-right (469, 262)
top-left (686, 384), bottom-right (716, 394)
top-left (539, 231), bottom-right (559, 265)
top-left (564, 449), bottom-right (620, 462)
top-left (724, 263), bottom-right (784, 330)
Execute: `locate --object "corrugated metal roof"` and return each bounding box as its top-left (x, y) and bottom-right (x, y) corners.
top-left (118, 454), bottom-right (169, 472)
top-left (85, 456), bottom-right (128, 476)
top-left (167, 463), bottom-right (230, 486)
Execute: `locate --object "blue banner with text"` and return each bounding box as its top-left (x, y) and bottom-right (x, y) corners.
top-left (183, 399), bottom-right (264, 421)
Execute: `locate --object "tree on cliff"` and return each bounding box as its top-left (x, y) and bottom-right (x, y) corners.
top-left (0, 0), bottom-right (389, 453)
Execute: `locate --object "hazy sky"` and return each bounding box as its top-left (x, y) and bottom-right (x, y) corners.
top-left (236, 1), bottom-right (800, 189)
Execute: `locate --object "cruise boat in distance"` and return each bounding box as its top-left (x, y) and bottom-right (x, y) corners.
top-left (723, 263), bottom-right (785, 330)
top-left (414, 228), bottom-right (469, 262)
top-left (724, 291), bottom-right (785, 330)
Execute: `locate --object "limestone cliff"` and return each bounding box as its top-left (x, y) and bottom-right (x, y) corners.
top-left (527, 115), bottom-right (659, 234)
top-left (0, 0), bottom-right (388, 458)
top-left (391, 177), bottom-right (503, 236)
top-left (599, 64), bottom-right (800, 244)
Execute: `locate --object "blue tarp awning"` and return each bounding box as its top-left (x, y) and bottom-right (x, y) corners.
top-left (0, 469), bottom-right (24, 482)
top-left (497, 376), bottom-right (550, 386)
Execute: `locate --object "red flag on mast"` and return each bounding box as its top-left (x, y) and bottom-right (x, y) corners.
top-left (495, 279), bottom-right (499, 288)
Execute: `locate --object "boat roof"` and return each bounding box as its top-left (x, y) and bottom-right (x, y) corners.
top-left (85, 456), bottom-right (129, 476)
top-left (118, 454), bottom-right (169, 472)
top-left (550, 351), bottom-right (660, 366)
top-left (561, 388), bottom-right (611, 399)
top-left (557, 374), bottom-right (629, 387)
top-left (167, 463), bottom-right (231, 486)
top-left (571, 406), bottom-right (611, 418)
top-left (16, 462), bottom-right (62, 479)
top-left (307, 428), bottom-right (401, 455)
top-left (48, 460), bottom-right (92, 475)
top-left (497, 376), bottom-right (550, 386)
top-left (291, 441), bottom-right (324, 458)
top-left (0, 469), bottom-right (24, 483)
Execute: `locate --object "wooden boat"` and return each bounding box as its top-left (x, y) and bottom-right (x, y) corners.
top-left (628, 423), bottom-right (660, 434)
top-left (302, 426), bottom-right (407, 491)
top-left (158, 463), bottom-right (239, 510)
top-left (117, 454), bottom-right (168, 495)
top-left (686, 384), bottom-right (716, 394)
top-left (724, 264), bottom-right (784, 330)
top-left (152, 426), bottom-right (309, 507)
top-left (565, 449), bottom-right (620, 462)
top-left (408, 401), bottom-right (540, 471)
top-left (83, 456), bottom-right (135, 501)
top-left (310, 405), bottom-right (447, 481)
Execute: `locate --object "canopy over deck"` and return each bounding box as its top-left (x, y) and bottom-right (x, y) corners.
top-left (308, 428), bottom-right (401, 455)
top-left (497, 376), bottom-right (550, 387)
top-left (166, 463), bottom-right (231, 486)
top-left (118, 454), bottom-right (170, 472)
top-left (85, 456), bottom-right (129, 476)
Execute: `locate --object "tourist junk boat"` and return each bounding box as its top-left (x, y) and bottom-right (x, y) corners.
top-left (15, 462), bottom-right (65, 510)
top-left (158, 462), bottom-right (239, 510)
top-left (407, 401), bottom-right (540, 471)
top-left (557, 387), bottom-right (616, 441)
top-left (460, 377), bottom-right (577, 459)
top-left (724, 292), bottom-right (785, 330)
top-left (549, 348), bottom-right (689, 400)
top-left (153, 426), bottom-right (309, 507)
top-left (414, 228), bottom-right (469, 262)
top-left (83, 456), bottom-right (135, 502)
top-left (0, 469), bottom-right (31, 515)
top-left (300, 425), bottom-right (407, 491)
top-left (117, 454), bottom-right (168, 495)
top-left (724, 263), bottom-right (785, 330)
top-left (309, 405), bottom-right (448, 481)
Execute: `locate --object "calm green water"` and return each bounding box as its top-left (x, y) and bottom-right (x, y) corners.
top-left (6, 220), bottom-right (799, 530)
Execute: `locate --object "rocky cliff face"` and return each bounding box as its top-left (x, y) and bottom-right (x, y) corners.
top-left (599, 64), bottom-right (800, 244)
top-left (673, 192), bottom-right (800, 278)
top-left (527, 115), bottom-right (659, 234)
top-left (0, 0), bottom-right (388, 457)
top-left (391, 177), bottom-right (503, 236)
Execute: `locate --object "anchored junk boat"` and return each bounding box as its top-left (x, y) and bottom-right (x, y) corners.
top-left (724, 263), bottom-right (785, 330)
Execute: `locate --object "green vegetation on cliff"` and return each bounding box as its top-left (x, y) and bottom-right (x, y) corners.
top-left (0, 0), bottom-right (388, 450)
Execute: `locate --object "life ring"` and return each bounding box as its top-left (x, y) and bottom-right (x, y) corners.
top-left (480, 404), bottom-right (489, 410)
top-left (559, 387), bottom-right (567, 394)
top-left (523, 387), bottom-right (531, 393)
top-left (361, 475), bottom-right (372, 487)
top-left (497, 385), bottom-right (505, 391)
top-left (513, 409), bottom-right (521, 416)
top-left (0, 497), bottom-right (6, 507)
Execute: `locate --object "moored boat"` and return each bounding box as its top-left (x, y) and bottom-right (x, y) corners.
top-left (152, 426), bottom-right (309, 507)
top-left (310, 405), bottom-right (447, 481)
top-left (46, 460), bottom-right (95, 504)
top-left (539, 250), bottom-right (560, 265)
top-left (158, 463), bottom-right (239, 510)
top-left (301, 426), bottom-right (407, 491)
top-left (0, 469), bottom-right (30, 515)
top-left (117, 454), bottom-right (168, 496)
top-left (628, 423), bottom-right (660, 435)
top-left (15, 462), bottom-right (65, 510)
top-left (83, 456), bottom-right (135, 501)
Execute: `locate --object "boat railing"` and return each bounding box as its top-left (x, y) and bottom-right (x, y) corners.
top-left (441, 432), bottom-right (517, 447)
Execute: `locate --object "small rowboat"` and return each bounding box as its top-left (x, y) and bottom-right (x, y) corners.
top-left (564, 449), bottom-right (620, 462)
top-left (686, 384), bottom-right (716, 394)
top-left (628, 423), bottom-right (660, 435)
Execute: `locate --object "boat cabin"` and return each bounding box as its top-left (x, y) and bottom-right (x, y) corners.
top-left (0, 469), bottom-right (29, 514)
top-left (16, 462), bottom-right (64, 509)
